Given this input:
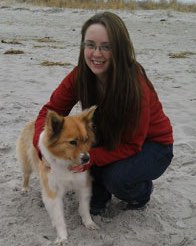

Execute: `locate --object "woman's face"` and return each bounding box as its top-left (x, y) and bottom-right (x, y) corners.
top-left (84, 24), bottom-right (112, 83)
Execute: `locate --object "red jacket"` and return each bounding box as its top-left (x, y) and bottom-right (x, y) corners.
top-left (33, 66), bottom-right (173, 167)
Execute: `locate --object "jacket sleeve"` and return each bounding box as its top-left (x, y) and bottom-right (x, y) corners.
top-left (89, 82), bottom-right (151, 167)
top-left (33, 67), bottom-right (78, 156)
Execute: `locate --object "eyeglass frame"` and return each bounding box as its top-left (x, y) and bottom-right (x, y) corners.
top-left (82, 41), bottom-right (111, 52)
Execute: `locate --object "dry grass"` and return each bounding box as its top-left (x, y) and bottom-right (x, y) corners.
top-left (137, 0), bottom-right (196, 12)
top-left (169, 51), bottom-right (196, 58)
top-left (4, 49), bottom-right (25, 54)
top-left (19, 0), bottom-right (196, 12)
top-left (40, 60), bottom-right (72, 66)
top-left (35, 37), bottom-right (57, 43)
top-left (1, 39), bottom-right (23, 45)
top-left (34, 45), bottom-right (65, 49)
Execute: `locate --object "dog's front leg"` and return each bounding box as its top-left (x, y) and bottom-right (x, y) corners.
top-left (76, 175), bottom-right (98, 230)
top-left (39, 161), bottom-right (68, 244)
top-left (41, 186), bottom-right (68, 244)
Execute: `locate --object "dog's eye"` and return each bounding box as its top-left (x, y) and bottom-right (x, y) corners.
top-left (69, 140), bottom-right (77, 146)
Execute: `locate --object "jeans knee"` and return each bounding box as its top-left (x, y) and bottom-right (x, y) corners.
top-left (104, 175), bottom-right (153, 203)
top-left (102, 167), bottom-right (131, 201)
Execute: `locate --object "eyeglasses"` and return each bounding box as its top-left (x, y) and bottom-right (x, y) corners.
top-left (83, 42), bottom-right (111, 52)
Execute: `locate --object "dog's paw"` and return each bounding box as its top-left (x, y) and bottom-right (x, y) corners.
top-left (84, 220), bottom-right (99, 230)
top-left (21, 186), bottom-right (31, 193)
top-left (54, 237), bottom-right (68, 245)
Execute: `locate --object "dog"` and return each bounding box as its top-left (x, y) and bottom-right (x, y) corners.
top-left (16, 106), bottom-right (98, 244)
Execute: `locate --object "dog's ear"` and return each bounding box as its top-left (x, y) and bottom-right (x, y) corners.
top-left (80, 106), bottom-right (97, 124)
top-left (46, 111), bottom-right (64, 141)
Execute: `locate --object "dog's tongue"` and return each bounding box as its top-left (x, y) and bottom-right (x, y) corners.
top-left (68, 165), bottom-right (86, 173)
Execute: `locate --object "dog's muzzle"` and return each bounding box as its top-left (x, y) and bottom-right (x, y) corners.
top-left (80, 152), bottom-right (90, 164)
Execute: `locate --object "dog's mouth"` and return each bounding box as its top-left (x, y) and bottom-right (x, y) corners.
top-left (68, 152), bottom-right (90, 167)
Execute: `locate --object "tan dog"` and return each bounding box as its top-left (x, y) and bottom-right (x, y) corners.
top-left (16, 106), bottom-right (98, 244)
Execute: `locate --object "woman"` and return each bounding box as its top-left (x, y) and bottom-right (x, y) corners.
top-left (33, 12), bottom-right (173, 215)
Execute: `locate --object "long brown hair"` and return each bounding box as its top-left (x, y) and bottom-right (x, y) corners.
top-left (76, 12), bottom-right (145, 150)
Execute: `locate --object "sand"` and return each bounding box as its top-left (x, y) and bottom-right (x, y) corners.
top-left (0, 1), bottom-right (196, 245)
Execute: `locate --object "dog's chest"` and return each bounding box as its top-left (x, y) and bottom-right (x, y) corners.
top-left (49, 168), bottom-right (86, 192)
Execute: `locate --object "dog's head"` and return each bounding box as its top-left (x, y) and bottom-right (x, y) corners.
top-left (43, 106), bottom-right (96, 166)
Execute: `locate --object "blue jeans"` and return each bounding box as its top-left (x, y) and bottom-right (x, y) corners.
top-left (90, 141), bottom-right (173, 208)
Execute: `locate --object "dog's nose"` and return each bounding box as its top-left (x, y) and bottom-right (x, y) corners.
top-left (81, 153), bottom-right (90, 164)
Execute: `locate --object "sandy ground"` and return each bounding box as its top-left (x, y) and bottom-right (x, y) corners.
top-left (0, 1), bottom-right (196, 245)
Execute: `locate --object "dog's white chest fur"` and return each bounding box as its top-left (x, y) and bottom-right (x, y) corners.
top-left (49, 165), bottom-right (88, 194)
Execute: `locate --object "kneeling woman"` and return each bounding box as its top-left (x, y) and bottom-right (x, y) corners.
top-left (33, 12), bottom-right (174, 215)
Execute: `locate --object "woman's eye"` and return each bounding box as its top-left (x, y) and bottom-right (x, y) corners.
top-left (69, 140), bottom-right (77, 146)
top-left (100, 45), bottom-right (110, 51)
top-left (87, 43), bottom-right (95, 49)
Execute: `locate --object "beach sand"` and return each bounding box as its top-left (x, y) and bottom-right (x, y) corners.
top-left (0, 1), bottom-right (196, 245)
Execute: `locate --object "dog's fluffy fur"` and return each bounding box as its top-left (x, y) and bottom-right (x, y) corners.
top-left (16, 106), bottom-right (98, 244)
